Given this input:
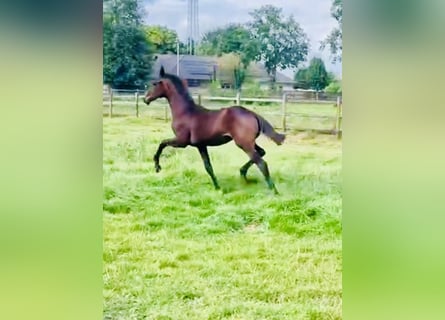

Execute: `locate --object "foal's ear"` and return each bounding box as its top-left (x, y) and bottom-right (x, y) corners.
top-left (159, 66), bottom-right (165, 77)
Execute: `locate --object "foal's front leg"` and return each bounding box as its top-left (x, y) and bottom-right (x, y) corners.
top-left (153, 138), bottom-right (188, 172)
top-left (197, 145), bottom-right (220, 190)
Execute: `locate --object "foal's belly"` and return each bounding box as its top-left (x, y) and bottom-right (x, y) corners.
top-left (192, 135), bottom-right (232, 146)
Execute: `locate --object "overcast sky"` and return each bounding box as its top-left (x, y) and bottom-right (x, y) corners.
top-left (142, 0), bottom-right (342, 77)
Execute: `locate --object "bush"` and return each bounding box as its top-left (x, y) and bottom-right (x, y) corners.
top-left (208, 81), bottom-right (220, 96)
top-left (242, 82), bottom-right (268, 98)
top-left (324, 81), bottom-right (342, 94)
top-left (208, 81), bottom-right (237, 97)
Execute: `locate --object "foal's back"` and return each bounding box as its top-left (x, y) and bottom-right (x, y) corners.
top-left (188, 106), bottom-right (234, 140)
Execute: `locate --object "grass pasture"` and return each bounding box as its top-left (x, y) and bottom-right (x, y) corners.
top-left (103, 114), bottom-right (342, 319)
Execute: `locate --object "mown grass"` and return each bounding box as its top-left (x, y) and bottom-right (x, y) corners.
top-left (103, 115), bottom-right (342, 320)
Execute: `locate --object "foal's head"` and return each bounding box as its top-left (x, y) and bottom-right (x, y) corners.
top-left (144, 66), bottom-right (189, 105)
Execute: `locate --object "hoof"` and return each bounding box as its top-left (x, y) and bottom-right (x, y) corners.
top-left (267, 182), bottom-right (279, 195)
top-left (215, 188), bottom-right (225, 195)
top-left (244, 178), bottom-right (258, 184)
top-left (155, 165), bottom-right (161, 172)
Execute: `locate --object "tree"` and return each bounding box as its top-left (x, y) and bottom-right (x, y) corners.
top-left (144, 25), bottom-right (179, 54)
top-left (321, 0), bottom-right (342, 63)
top-left (324, 80), bottom-right (342, 94)
top-left (198, 24), bottom-right (253, 58)
top-left (216, 53), bottom-right (246, 90)
top-left (103, 0), bottom-right (153, 89)
top-left (198, 24), bottom-right (258, 90)
top-left (294, 68), bottom-right (310, 90)
top-left (248, 5), bottom-right (309, 89)
top-left (176, 41), bottom-right (189, 54)
top-left (294, 57), bottom-right (330, 91)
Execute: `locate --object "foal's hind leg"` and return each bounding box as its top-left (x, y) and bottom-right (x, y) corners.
top-left (240, 144), bottom-right (266, 181)
top-left (241, 144), bottom-right (278, 194)
top-left (153, 138), bottom-right (187, 172)
top-left (197, 145), bottom-right (220, 190)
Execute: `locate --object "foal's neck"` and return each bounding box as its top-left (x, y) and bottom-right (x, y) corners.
top-left (166, 93), bottom-right (196, 117)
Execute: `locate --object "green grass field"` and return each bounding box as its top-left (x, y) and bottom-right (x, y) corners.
top-left (103, 115), bottom-right (342, 319)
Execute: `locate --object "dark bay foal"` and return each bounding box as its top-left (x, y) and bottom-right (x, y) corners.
top-left (144, 66), bottom-right (285, 194)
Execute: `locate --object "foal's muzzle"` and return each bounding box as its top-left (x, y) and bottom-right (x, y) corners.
top-left (143, 96), bottom-right (152, 105)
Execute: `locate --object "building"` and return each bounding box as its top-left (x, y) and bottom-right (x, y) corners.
top-left (151, 54), bottom-right (217, 87)
top-left (245, 63), bottom-right (295, 91)
top-left (151, 54), bottom-right (295, 89)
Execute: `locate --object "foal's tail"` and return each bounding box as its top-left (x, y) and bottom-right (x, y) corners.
top-left (255, 113), bottom-right (286, 145)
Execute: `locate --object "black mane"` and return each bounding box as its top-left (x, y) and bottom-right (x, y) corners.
top-left (163, 73), bottom-right (194, 104)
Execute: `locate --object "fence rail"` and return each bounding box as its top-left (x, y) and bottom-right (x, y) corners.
top-left (103, 88), bottom-right (342, 138)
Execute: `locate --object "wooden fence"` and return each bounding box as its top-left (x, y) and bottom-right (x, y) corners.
top-left (103, 87), bottom-right (342, 138)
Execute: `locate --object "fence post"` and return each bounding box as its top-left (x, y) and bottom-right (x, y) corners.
top-left (135, 92), bottom-right (139, 117)
top-left (198, 94), bottom-right (202, 105)
top-left (336, 96), bottom-right (342, 139)
top-left (108, 88), bottom-right (113, 118)
top-left (281, 93), bottom-right (287, 132)
top-left (236, 91), bottom-right (240, 105)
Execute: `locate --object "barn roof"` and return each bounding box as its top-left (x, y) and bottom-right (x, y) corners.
top-left (151, 54), bottom-right (294, 83)
top-left (246, 63), bottom-right (294, 83)
top-left (152, 54), bottom-right (216, 80)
